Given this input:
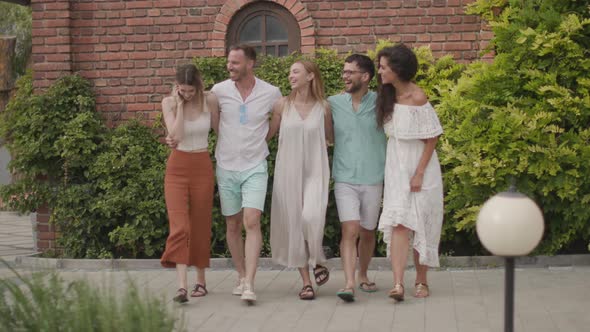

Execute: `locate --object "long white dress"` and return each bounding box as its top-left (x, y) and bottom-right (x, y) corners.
top-left (270, 102), bottom-right (330, 268)
top-left (378, 102), bottom-right (444, 267)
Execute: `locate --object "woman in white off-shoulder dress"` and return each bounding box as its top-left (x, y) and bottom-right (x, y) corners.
top-left (266, 60), bottom-right (334, 300)
top-left (375, 44), bottom-right (444, 302)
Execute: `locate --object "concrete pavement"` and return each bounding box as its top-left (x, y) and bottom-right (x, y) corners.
top-left (0, 211), bottom-right (34, 261)
top-left (1, 211), bottom-right (590, 331)
top-left (28, 266), bottom-right (590, 332)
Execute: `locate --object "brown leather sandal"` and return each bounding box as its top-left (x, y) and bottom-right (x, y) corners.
top-left (299, 285), bottom-right (315, 300)
top-left (173, 288), bottom-right (188, 303)
top-left (414, 283), bottom-right (429, 298)
top-left (191, 284), bottom-right (208, 297)
top-left (313, 265), bottom-right (330, 286)
top-left (388, 283), bottom-right (404, 302)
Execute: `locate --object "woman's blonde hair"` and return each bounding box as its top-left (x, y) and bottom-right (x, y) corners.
top-left (287, 60), bottom-right (325, 104)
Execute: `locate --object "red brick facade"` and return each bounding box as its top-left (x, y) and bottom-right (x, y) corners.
top-left (31, 0), bottom-right (492, 252)
top-left (32, 0), bottom-right (492, 118)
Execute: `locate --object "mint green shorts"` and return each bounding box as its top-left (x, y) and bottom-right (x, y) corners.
top-left (216, 160), bottom-right (268, 216)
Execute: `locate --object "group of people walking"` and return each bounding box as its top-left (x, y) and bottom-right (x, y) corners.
top-left (159, 43), bottom-right (444, 304)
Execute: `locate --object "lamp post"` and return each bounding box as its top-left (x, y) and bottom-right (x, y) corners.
top-left (476, 186), bottom-right (544, 332)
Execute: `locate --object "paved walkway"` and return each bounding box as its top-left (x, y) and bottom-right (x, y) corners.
top-left (1, 211), bottom-right (590, 331)
top-left (13, 266), bottom-right (588, 332)
top-left (0, 211), bottom-right (34, 261)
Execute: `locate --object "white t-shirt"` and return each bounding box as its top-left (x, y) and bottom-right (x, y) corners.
top-left (211, 77), bottom-right (282, 171)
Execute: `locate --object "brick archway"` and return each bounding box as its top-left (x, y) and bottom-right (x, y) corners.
top-left (211, 0), bottom-right (315, 56)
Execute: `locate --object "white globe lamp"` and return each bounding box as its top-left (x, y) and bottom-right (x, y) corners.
top-left (476, 187), bottom-right (545, 332)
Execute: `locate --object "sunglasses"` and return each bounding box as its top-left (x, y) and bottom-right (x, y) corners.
top-left (239, 104), bottom-right (248, 124)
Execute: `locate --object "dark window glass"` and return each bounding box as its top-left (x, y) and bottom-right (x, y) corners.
top-left (279, 45), bottom-right (289, 56)
top-left (239, 16), bottom-right (262, 43)
top-left (266, 16), bottom-right (288, 42)
top-left (227, 2), bottom-right (301, 57)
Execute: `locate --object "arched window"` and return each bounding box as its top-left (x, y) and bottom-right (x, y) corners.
top-left (227, 2), bottom-right (300, 57)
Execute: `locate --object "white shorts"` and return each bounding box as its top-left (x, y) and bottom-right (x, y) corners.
top-left (334, 182), bottom-right (383, 230)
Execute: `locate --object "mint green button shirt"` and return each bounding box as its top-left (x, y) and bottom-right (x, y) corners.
top-left (328, 91), bottom-right (387, 185)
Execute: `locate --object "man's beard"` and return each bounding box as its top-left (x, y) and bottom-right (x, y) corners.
top-left (345, 81), bottom-right (362, 94)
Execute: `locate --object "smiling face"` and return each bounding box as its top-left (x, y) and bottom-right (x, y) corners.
top-left (227, 49), bottom-right (252, 82)
top-left (177, 84), bottom-right (197, 101)
top-left (342, 61), bottom-right (366, 94)
top-left (377, 56), bottom-right (398, 85)
top-left (288, 62), bottom-right (313, 91)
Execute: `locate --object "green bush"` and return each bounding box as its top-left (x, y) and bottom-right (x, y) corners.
top-left (3, 0), bottom-right (589, 258)
top-left (193, 47), bottom-right (465, 258)
top-left (439, 0), bottom-right (590, 254)
top-left (0, 264), bottom-right (182, 332)
top-left (0, 73), bottom-right (102, 213)
top-left (0, 74), bottom-right (169, 259)
top-left (52, 121), bottom-right (169, 258)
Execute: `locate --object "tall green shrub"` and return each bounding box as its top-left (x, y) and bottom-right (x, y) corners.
top-left (439, 0), bottom-right (590, 254)
top-left (0, 74), bottom-right (169, 259)
top-left (0, 73), bottom-right (103, 213)
top-left (52, 121), bottom-right (169, 258)
top-left (194, 47), bottom-right (464, 257)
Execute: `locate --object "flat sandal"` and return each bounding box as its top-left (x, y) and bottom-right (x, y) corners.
top-left (388, 283), bottom-right (404, 302)
top-left (414, 283), bottom-right (429, 298)
top-left (173, 288), bottom-right (188, 303)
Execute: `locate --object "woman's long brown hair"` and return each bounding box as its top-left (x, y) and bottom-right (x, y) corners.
top-left (175, 63), bottom-right (205, 110)
top-left (375, 44), bottom-right (418, 127)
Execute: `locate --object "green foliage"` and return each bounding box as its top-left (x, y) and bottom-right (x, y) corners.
top-left (0, 2), bottom-right (31, 77)
top-left (1, 74), bottom-right (169, 258)
top-left (0, 263), bottom-right (183, 332)
top-left (193, 46), bottom-right (465, 258)
top-left (438, 0), bottom-right (590, 254)
top-left (4, 0), bottom-right (589, 258)
top-left (0, 73), bottom-right (102, 212)
top-left (193, 56), bottom-right (227, 90)
top-left (52, 121), bottom-right (169, 258)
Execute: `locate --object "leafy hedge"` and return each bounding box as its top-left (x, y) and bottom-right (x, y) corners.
top-left (1, 0), bottom-right (588, 258)
top-left (438, 0), bottom-right (590, 254)
top-left (0, 73), bottom-right (169, 258)
top-left (195, 46), bottom-right (462, 257)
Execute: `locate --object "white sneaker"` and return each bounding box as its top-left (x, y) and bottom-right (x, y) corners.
top-left (241, 283), bottom-right (256, 303)
top-left (232, 278), bottom-right (245, 296)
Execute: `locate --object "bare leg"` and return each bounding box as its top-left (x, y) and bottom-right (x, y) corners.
top-left (357, 227), bottom-right (376, 285)
top-left (391, 225), bottom-right (410, 286)
top-left (298, 265), bottom-right (312, 286)
top-left (225, 211), bottom-right (245, 278)
top-left (340, 221), bottom-right (360, 289)
top-left (413, 249), bottom-right (428, 285)
top-left (176, 263), bottom-right (188, 290)
top-left (413, 249), bottom-right (429, 297)
top-left (242, 207), bottom-right (262, 285)
top-left (195, 267), bottom-right (206, 286)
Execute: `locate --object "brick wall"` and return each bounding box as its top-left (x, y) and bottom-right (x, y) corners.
top-left (31, 0), bottom-right (492, 252)
top-left (303, 0), bottom-right (493, 58)
top-left (33, 0), bottom-right (491, 124)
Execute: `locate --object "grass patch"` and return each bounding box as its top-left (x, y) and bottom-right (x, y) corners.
top-left (0, 261), bottom-right (184, 332)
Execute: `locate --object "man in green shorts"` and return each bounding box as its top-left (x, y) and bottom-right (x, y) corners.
top-left (211, 45), bottom-right (282, 303)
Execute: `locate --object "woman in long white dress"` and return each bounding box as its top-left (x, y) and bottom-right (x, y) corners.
top-left (267, 60), bottom-right (334, 300)
top-left (375, 44), bottom-right (444, 302)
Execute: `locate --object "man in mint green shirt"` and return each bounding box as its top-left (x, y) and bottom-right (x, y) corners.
top-left (328, 54), bottom-right (386, 302)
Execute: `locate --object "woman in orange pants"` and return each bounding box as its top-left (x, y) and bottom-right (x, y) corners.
top-left (160, 64), bottom-right (219, 303)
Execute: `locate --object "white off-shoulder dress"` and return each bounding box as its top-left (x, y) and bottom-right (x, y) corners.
top-left (270, 102), bottom-right (330, 268)
top-left (378, 102), bottom-right (444, 267)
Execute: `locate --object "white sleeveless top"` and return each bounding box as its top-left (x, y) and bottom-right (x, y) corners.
top-left (176, 102), bottom-right (211, 152)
